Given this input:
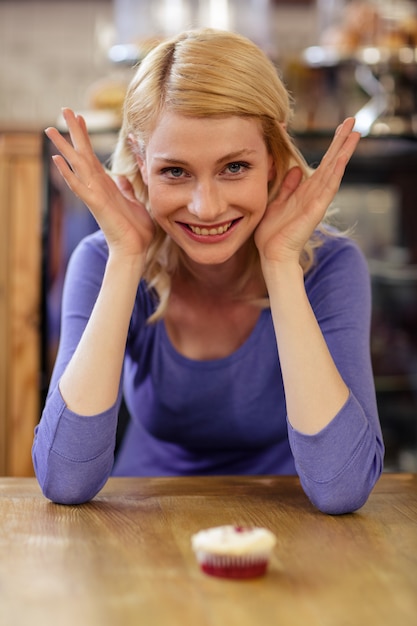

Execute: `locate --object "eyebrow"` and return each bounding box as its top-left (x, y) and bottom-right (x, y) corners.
top-left (153, 149), bottom-right (257, 167)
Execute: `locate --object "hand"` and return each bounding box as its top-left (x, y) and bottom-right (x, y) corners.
top-left (45, 108), bottom-right (155, 262)
top-left (254, 118), bottom-right (360, 268)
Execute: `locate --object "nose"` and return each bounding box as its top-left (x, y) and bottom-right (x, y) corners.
top-left (188, 181), bottom-right (225, 222)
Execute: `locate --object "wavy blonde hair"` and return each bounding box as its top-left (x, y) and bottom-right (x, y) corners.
top-left (111, 28), bottom-right (326, 322)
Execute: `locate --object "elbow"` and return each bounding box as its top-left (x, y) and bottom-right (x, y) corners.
top-left (39, 480), bottom-right (99, 505)
top-left (33, 449), bottom-right (111, 505)
top-left (36, 467), bottom-right (105, 504)
top-left (309, 487), bottom-right (371, 515)
top-left (297, 422), bottom-right (385, 515)
top-left (305, 460), bottom-right (384, 516)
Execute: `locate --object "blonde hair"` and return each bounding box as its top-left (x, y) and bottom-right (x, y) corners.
top-left (111, 28), bottom-right (325, 322)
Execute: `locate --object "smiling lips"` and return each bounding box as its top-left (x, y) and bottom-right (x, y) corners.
top-left (188, 221), bottom-right (233, 236)
top-left (180, 219), bottom-right (241, 238)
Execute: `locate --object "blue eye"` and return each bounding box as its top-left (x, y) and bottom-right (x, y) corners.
top-left (226, 162), bottom-right (249, 174)
top-left (161, 167), bottom-right (185, 178)
top-left (169, 167), bottom-right (184, 177)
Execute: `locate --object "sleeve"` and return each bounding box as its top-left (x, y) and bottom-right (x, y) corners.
top-left (32, 232), bottom-right (121, 505)
top-left (287, 235), bottom-right (385, 515)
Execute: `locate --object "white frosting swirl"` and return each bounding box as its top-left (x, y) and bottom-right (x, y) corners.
top-left (191, 525), bottom-right (276, 556)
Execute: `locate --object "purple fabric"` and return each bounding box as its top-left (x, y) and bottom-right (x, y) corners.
top-left (33, 230), bottom-right (384, 512)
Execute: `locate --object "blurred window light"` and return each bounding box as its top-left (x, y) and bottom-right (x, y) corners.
top-left (209, 0), bottom-right (230, 30)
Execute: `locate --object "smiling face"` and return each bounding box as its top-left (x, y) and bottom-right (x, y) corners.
top-left (136, 111), bottom-right (275, 267)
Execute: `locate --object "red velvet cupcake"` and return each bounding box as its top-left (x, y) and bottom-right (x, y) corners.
top-left (191, 525), bottom-right (276, 579)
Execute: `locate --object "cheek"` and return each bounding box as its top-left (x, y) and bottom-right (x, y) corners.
top-left (246, 177), bottom-right (270, 214)
top-left (147, 184), bottom-right (177, 222)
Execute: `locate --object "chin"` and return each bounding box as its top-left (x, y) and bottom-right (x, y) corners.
top-left (184, 250), bottom-right (236, 267)
top-left (171, 229), bottom-right (254, 268)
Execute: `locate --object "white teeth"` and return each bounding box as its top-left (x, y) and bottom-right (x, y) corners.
top-left (189, 222), bottom-right (232, 236)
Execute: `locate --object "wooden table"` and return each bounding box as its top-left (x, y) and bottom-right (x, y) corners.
top-left (1, 474), bottom-right (416, 626)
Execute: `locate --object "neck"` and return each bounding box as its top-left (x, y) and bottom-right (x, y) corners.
top-left (175, 239), bottom-right (265, 299)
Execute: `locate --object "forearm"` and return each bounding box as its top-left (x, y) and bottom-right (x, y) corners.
top-left (264, 261), bottom-right (349, 435)
top-left (59, 254), bottom-right (143, 415)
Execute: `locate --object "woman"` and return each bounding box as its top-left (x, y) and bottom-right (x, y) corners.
top-left (33, 28), bottom-right (384, 512)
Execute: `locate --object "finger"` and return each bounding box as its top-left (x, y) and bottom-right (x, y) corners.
top-left (329, 131), bottom-right (360, 189)
top-left (286, 125), bottom-right (359, 219)
top-left (276, 167), bottom-right (303, 204)
top-left (45, 124), bottom-right (88, 176)
top-left (51, 154), bottom-right (86, 199)
top-left (321, 128), bottom-right (360, 191)
top-left (337, 132), bottom-right (361, 172)
top-left (319, 118), bottom-right (357, 168)
top-left (312, 122), bottom-right (360, 193)
top-left (45, 126), bottom-right (75, 160)
top-left (46, 119), bottom-right (104, 185)
top-left (115, 176), bottom-right (137, 202)
top-left (311, 132), bottom-right (360, 212)
top-left (72, 111), bottom-right (96, 154)
top-left (61, 108), bottom-right (94, 154)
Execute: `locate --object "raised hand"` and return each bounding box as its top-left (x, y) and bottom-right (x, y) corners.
top-left (45, 108), bottom-right (155, 262)
top-left (255, 117), bottom-right (360, 268)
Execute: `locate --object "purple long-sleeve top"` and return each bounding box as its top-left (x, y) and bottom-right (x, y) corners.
top-left (32, 229), bottom-right (384, 513)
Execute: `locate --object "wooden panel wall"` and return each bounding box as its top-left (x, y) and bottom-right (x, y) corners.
top-left (0, 133), bottom-right (42, 475)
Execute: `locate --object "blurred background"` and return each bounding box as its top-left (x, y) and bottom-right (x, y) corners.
top-left (0, 0), bottom-right (313, 128)
top-left (1, 0), bottom-right (416, 475)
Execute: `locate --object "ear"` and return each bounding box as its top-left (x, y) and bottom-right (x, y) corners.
top-left (268, 121), bottom-right (287, 181)
top-left (128, 133), bottom-right (148, 185)
top-left (136, 154), bottom-right (148, 185)
top-left (267, 155), bottom-right (276, 182)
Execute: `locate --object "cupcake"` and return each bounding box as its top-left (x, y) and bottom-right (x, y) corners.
top-left (191, 525), bottom-right (276, 579)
